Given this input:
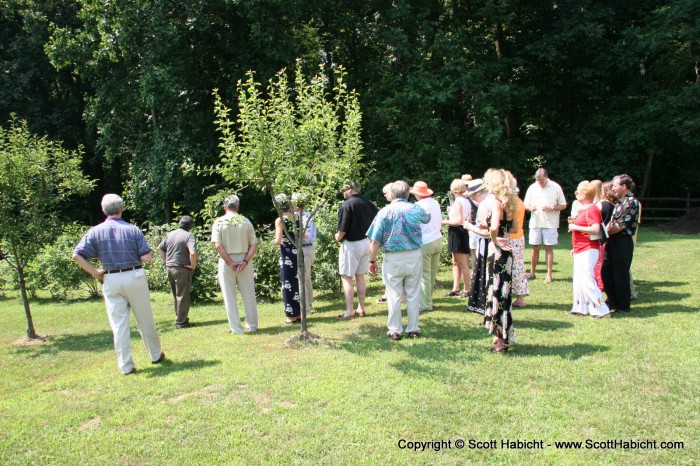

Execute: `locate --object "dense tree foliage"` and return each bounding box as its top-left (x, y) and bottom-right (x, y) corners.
top-left (1, 0), bottom-right (698, 226)
top-left (0, 118), bottom-right (94, 338)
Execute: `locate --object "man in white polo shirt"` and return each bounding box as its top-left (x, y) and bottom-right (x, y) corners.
top-left (409, 180), bottom-right (443, 313)
top-left (523, 168), bottom-right (567, 283)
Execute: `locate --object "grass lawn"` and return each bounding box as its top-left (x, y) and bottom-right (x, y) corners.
top-left (1, 228), bottom-right (698, 465)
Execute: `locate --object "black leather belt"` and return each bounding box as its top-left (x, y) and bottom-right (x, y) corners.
top-left (104, 265), bottom-right (143, 274)
top-left (303, 243), bottom-right (313, 247)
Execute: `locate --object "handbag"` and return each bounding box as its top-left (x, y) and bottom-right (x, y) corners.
top-left (586, 208), bottom-right (604, 241)
top-left (599, 221), bottom-right (609, 243)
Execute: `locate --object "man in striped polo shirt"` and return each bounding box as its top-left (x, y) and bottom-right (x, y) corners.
top-left (73, 194), bottom-right (165, 375)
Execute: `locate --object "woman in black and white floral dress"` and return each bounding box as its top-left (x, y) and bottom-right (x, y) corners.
top-left (274, 202), bottom-right (301, 323)
top-left (468, 169), bottom-right (517, 352)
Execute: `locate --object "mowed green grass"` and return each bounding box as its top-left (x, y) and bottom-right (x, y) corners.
top-left (0, 229), bottom-right (698, 465)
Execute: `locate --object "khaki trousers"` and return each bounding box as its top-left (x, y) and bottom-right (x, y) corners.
top-left (218, 255), bottom-right (258, 333)
top-left (382, 249), bottom-right (422, 335)
top-left (103, 268), bottom-right (162, 374)
top-left (420, 238), bottom-right (442, 311)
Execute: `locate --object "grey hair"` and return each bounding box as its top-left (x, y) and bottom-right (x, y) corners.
top-left (101, 194), bottom-right (124, 216)
top-left (390, 180), bottom-right (410, 200)
top-left (224, 194), bottom-right (240, 210)
top-left (614, 174), bottom-right (635, 192)
top-left (179, 215), bottom-right (194, 231)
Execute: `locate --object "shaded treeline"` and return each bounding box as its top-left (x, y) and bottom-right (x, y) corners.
top-left (2, 0), bottom-right (699, 224)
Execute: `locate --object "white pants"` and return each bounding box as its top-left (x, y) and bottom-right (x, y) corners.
top-left (102, 268), bottom-right (162, 374)
top-left (218, 255), bottom-right (259, 333)
top-left (302, 245), bottom-right (315, 310)
top-left (382, 250), bottom-right (422, 335)
top-left (572, 248), bottom-right (610, 316)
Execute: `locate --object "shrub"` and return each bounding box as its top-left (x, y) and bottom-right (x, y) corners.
top-left (310, 203), bottom-right (342, 294)
top-left (252, 229), bottom-right (283, 301)
top-left (26, 223), bottom-right (100, 299)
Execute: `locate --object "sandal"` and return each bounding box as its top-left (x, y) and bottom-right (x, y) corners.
top-left (284, 317), bottom-right (301, 324)
top-left (377, 297), bottom-right (388, 303)
top-left (356, 311), bottom-right (366, 317)
top-left (446, 290), bottom-right (460, 297)
top-left (337, 313), bottom-right (358, 321)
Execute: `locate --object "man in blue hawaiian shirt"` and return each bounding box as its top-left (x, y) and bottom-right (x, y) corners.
top-left (367, 181), bottom-right (430, 340)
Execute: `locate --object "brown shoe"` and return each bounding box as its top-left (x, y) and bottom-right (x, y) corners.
top-left (152, 351), bottom-right (166, 364)
top-left (407, 331), bottom-right (420, 338)
top-left (389, 332), bottom-right (402, 341)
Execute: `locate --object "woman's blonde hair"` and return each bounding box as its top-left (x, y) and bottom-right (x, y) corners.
top-left (590, 179), bottom-right (603, 203)
top-left (450, 179), bottom-right (466, 194)
top-left (576, 180), bottom-right (596, 202)
top-left (484, 169), bottom-right (517, 218)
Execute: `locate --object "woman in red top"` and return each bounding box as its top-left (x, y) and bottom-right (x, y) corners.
top-left (568, 182), bottom-right (611, 318)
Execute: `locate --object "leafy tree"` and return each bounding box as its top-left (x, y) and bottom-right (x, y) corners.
top-left (213, 62), bottom-right (364, 340)
top-left (0, 118), bottom-right (94, 338)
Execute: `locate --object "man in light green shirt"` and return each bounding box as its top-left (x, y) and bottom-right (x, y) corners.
top-left (211, 195), bottom-right (259, 333)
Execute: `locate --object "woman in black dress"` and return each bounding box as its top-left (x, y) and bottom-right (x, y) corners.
top-left (274, 201), bottom-right (301, 323)
top-left (465, 179), bottom-right (492, 315)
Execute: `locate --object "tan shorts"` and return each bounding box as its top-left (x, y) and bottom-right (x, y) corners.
top-left (338, 238), bottom-right (370, 276)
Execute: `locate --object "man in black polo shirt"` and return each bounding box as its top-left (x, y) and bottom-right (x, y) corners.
top-left (335, 181), bottom-right (379, 320)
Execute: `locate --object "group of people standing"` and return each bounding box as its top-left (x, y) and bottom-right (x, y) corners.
top-left (72, 169), bottom-right (640, 374)
top-left (567, 175), bottom-right (640, 318)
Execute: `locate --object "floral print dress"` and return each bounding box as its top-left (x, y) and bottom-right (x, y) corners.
top-left (484, 218), bottom-right (515, 346)
top-left (279, 216), bottom-right (301, 318)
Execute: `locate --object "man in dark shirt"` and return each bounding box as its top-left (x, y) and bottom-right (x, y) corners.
top-left (158, 216), bottom-right (197, 328)
top-left (602, 174), bottom-right (640, 313)
top-left (335, 181), bottom-right (379, 320)
top-left (72, 194), bottom-right (165, 375)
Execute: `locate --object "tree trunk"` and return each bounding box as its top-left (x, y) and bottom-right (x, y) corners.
top-left (493, 21), bottom-right (520, 140)
top-left (11, 240), bottom-right (37, 338)
top-left (17, 264), bottom-right (36, 339)
top-left (640, 150), bottom-right (654, 198)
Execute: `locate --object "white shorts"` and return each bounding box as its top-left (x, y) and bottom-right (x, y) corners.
top-left (338, 238), bottom-right (370, 276)
top-left (529, 227), bottom-right (558, 246)
top-left (468, 230), bottom-right (479, 250)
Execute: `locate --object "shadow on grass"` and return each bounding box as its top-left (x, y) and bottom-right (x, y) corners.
top-left (330, 320), bottom-right (485, 355)
top-left (512, 343), bottom-right (609, 360)
top-left (155, 318), bottom-right (229, 333)
top-left (633, 279), bottom-right (689, 291)
top-left (610, 303), bottom-right (698, 318)
top-left (11, 330), bottom-right (114, 357)
top-left (514, 318), bottom-right (574, 331)
top-left (142, 358), bottom-right (221, 377)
